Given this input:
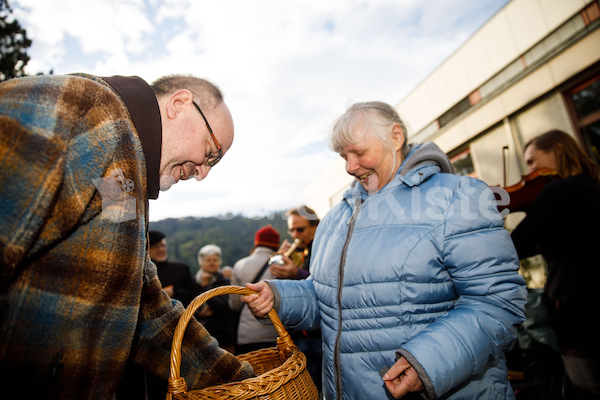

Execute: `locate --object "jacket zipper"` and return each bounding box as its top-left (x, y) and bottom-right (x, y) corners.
top-left (333, 196), bottom-right (363, 398)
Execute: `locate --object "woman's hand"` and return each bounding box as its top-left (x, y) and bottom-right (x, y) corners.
top-left (382, 356), bottom-right (424, 398)
top-left (241, 281), bottom-right (274, 318)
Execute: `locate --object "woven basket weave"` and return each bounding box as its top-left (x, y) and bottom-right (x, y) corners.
top-left (166, 285), bottom-right (319, 400)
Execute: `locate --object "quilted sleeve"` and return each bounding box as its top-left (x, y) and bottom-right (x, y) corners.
top-left (399, 177), bottom-right (527, 398)
top-left (271, 277), bottom-right (321, 331)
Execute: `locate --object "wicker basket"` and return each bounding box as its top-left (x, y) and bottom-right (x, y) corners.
top-left (166, 285), bottom-right (319, 400)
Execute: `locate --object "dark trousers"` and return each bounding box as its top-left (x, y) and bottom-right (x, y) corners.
top-left (116, 362), bottom-right (166, 400)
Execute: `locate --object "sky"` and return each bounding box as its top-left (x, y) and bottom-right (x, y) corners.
top-left (12, 0), bottom-right (509, 222)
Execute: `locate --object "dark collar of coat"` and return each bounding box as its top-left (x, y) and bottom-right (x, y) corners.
top-left (102, 75), bottom-right (162, 200)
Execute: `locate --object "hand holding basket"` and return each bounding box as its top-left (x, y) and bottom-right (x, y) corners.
top-left (166, 285), bottom-right (319, 400)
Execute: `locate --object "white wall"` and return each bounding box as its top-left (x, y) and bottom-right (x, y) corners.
top-left (397, 0), bottom-right (593, 135)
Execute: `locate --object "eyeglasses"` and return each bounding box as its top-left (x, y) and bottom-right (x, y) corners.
top-left (192, 101), bottom-right (223, 167)
top-left (288, 227), bottom-right (307, 234)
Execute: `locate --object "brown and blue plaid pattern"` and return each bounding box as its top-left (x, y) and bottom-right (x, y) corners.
top-left (0, 75), bottom-right (253, 399)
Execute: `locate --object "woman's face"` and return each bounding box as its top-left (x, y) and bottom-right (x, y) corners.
top-left (339, 125), bottom-right (405, 192)
top-left (200, 254), bottom-right (221, 274)
top-left (524, 145), bottom-right (557, 173)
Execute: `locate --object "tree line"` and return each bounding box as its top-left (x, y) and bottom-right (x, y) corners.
top-left (1, 0), bottom-right (52, 81)
top-left (149, 212), bottom-right (290, 274)
top-left (1, 0), bottom-right (30, 81)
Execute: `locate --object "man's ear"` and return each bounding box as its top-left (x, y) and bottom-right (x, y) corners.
top-left (164, 89), bottom-right (194, 119)
top-left (392, 124), bottom-right (405, 151)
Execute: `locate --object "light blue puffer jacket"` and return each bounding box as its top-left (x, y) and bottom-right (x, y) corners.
top-left (270, 143), bottom-right (527, 399)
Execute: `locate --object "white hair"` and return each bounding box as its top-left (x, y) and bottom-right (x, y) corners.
top-left (197, 244), bottom-right (222, 265)
top-left (330, 101), bottom-right (408, 156)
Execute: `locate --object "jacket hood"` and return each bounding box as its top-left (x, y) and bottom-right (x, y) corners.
top-left (400, 142), bottom-right (454, 176)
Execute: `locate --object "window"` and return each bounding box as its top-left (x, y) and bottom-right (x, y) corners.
top-left (567, 74), bottom-right (600, 165)
top-left (450, 148), bottom-right (476, 177)
top-left (438, 97), bottom-right (471, 128)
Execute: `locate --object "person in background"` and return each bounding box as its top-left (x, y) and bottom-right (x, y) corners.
top-left (270, 206), bottom-right (319, 279)
top-left (0, 73), bottom-right (254, 399)
top-left (221, 265), bottom-right (233, 280)
top-left (149, 230), bottom-right (198, 307)
top-left (511, 129), bottom-right (600, 399)
top-left (242, 101), bottom-right (527, 399)
top-left (229, 225), bottom-right (281, 355)
top-left (117, 230), bottom-right (199, 400)
top-left (269, 206), bottom-right (322, 394)
top-left (195, 244), bottom-right (236, 354)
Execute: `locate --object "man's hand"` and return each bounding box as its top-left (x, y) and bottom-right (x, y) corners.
top-left (199, 271), bottom-right (213, 286)
top-left (277, 239), bottom-right (294, 255)
top-left (241, 282), bottom-right (274, 318)
top-left (269, 255), bottom-right (299, 278)
top-left (382, 356), bottom-right (424, 398)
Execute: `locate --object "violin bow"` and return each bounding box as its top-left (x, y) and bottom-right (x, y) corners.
top-left (502, 146), bottom-right (509, 187)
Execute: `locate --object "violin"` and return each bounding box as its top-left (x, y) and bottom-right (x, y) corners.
top-left (494, 168), bottom-right (561, 213)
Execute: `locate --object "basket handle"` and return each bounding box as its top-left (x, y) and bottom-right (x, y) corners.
top-left (166, 285), bottom-right (293, 398)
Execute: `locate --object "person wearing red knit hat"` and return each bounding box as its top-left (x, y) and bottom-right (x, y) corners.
top-left (253, 225), bottom-right (280, 250)
top-left (229, 225), bottom-right (281, 355)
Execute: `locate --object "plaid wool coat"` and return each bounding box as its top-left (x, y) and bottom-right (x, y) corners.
top-left (0, 75), bottom-right (254, 399)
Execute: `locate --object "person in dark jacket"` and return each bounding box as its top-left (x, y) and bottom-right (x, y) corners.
top-left (195, 244), bottom-right (236, 354)
top-left (118, 230), bottom-right (199, 400)
top-left (511, 129), bottom-right (600, 398)
top-left (148, 230), bottom-right (198, 307)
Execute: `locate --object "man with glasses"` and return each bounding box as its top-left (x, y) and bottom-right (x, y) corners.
top-left (152, 75), bottom-right (228, 191)
top-left (0, 73), bottom-right (253, 399)
top-left (270, 205), bottom-right (319, 279)
top-left (269, 205), bottom-right (322, 394)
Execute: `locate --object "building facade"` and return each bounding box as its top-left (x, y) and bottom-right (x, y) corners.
top-left (305, 0), bottom-right (600, 230)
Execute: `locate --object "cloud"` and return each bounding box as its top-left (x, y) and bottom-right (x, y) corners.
top-left (12, 0), bottom-right (508, 221)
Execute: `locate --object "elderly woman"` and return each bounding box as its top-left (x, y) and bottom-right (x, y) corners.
top-left (195, 244), bottom-right (236, 354)
top-left (243, 101), bottom-right (527, 399)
